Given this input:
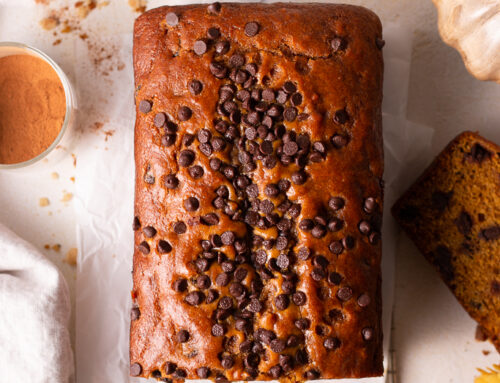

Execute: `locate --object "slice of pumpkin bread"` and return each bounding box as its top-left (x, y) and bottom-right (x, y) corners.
top-left (392, 131), bottom-right (500, 352)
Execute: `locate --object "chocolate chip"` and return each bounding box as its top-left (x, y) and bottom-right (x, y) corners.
top-left (291, 170), bottom-right (307, 185)
top-left (209, 158), bottom-right (222, 171)
top-left (206, 289), bottom-right (219, 304)
top-left (133, 217), bottom-right (141, 231)
top-left (196, 275), bottom-right (211, 290)
top-left (158, 239), bottom-right (172, 254)
top-left (131, 307), bottom-right (140, 321)
top-left (165, 12), bottom-right (179, 26)
top-left (229, 282), bottom-right (245, 298)
top-left (275, 237), bottom-right (289, 252)
top-left (363, 197), bottom-right (377, 214)
top-left (299, 219), bottom-right (314, 231)
top-left (173, 278), bottom-right (188, 292)
top-left (376, 38), bottom-right (385, 49)
top-left (177, 329), bottom-right (190, 343)
top-left (183, 196), bottom-right (200, 212)
top-left (138, 241), bottom-right (150, 255)
top-left (331, 36), bottom-right (347, 51)
top-left (294, 318), bottom-right (310, 330)
top-left (215, 375), bottom-right (229, 383)
top-left (358, 220), bottom-right (371, 235)
top-left (174, 369), bottom-right (187, 378)
top-left (362, 327), bottom-right (374, 340)
top-left (311, 225), bottom-right (326, 238)
top-left (173, 221), bottom-right (187, 234)
top-left (304, 369), bottom-right (320, 379)
top-left (182, 133), bottom-right (195, 147)
top-left (292, 291), bottom-right (306, 306)
top-left (205, 26), bottom-right (220, 40)
top-left (229, 53), bottom-right (245, 68)
top-left (369, 231), bottom-right (381, 245)
top-left (275, 294), bottom-right (289, 310)
top-left (161, 134), bottom-right (176, 147)
top-left (207, 2), bottom-right (221, 13)
top-left (130, 362), bottom-right (142, 376)
top-left (211, 323), bottom-right (226, 337)
top-left (453, 211), bottom-right (473, 235)
top-left (311, 267), bottom-right (326, 281)
top-left (329, 196), bottom-right (345, 211)
top-left (337, 286), bottom-right (353, 301)
top-left (244, 22), bottom-right (260, 37)
top-left (283, 141), bottom-right (299, 156)
top-left (480, 226), bottom-right (500, 241)
top-left (201, 213), bottom-right (219, 226)
top-left (220, 231), bottom-right (235, 246)
top-left (142, 226), bottom-right (156, 238)
top-left (284, 107), bottom-right (297, 122)
top-left (342, 235), bottom-right (355, 249)
top-left (152, 113), bottom-right (166, 128)
top-left (178, 150), bottom-right (195, 167)
top-left (210, 61), bottom-right (227, 78)
top-left (248, 298), bottom-right (263, 313)
top-left (244, 352), bottom-right (260, 368)
top-left (178, 106), bottom-right (192, 121)
top-left (324, 337), bottom-right (341, 350)
top-left (357, 293), bottom-right (371, 307)
top-left (270, 338), bottom-right (286, 353)
top-left (296, 247), bottom-right (311, 261)
top-left (278, 179), bottom-right (291, 191)
top-left (185, 291), bottom-right (205, 306)
top-left (215, 272), bottom-right (231, 286)
top-left (221, 355), bottom-right (234, 369)
top-left (197, 367), bottom-right (211, 379)
top-left (195, 258), bottom-right (210, 273)
top-left (433, 245), bottom-right (454, 282)
top-left (138, 100), bottom-right (152, 113)
top-left (269, 365), bottom-right (282, 378)
top-left (212, 137), bottom-right (226, 152)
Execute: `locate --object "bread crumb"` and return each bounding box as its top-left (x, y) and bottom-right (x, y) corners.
top-left (128, 0), bottom-right (147, 13)
top-left (39, 197), bottom-right (50, 207)
top-left (64, 248), bottom-right (78, 266)
top-left (70, 176), bottom-right (75, 183)
top-left (53, 39), bottom-right (62, 46)
top-left (52, 244), bottom-right (61, 252)
top-left (71, 153), bottom-right (77, 167)
top-left (44, 244), bottom-right (50, 250)
top-left (40, 16), bottom-right (59, 30)
top-left (61, 192), bottom-right (73, 203)
top-left (51, 172), bottom-right (59, 180)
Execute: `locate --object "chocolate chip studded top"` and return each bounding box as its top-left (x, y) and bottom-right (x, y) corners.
top-left (132, 3), bottom-right (384, 381)
top-left (392, 131), bottom-right (500, 353)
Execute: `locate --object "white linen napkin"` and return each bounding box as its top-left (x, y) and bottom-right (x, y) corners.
top-left (0, 222), bottom-right (73, 383)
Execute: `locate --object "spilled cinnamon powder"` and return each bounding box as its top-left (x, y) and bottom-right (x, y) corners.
top-left (0, 54), bottom-right (66, 164)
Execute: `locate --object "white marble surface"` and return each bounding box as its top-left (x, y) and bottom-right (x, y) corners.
top-left (0, 0), bottom-right (499, 382)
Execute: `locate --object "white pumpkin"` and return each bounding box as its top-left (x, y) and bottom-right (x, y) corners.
top-left (433, 0), bottom-right (500, 83)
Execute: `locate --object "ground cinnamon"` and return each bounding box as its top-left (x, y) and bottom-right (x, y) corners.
top-left (0, 54), bottom-right (66, 164)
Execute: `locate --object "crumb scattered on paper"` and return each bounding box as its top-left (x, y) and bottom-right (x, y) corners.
top-left (36, 0), bottom-right (109, 44)
top-left (52, 244), bottom-right (62, 252)
top-left (128, 0), bottom-right (147, 13)
top-left (70, 176), bottom-right (75, 183)
top-left (39, 197), bottom-right (50, 207)
top-left (71, 153), bottom-right (77, 167)
top-left (475, 365), bottom-right (500, 383)
top-left (64, 248), bottom-right (78, 266)
top-left (39, 16), bottom-right (59, 30)
top-left (104, 130), bottom-right (115, 141)
top-left (51, 172), bottom-right (59, 180)
top-left (482, 350), bottom-right (490, 356)
top-left (61, 191), bottom-right (73, 203)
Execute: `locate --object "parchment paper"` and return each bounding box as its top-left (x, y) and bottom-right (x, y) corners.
top-left (73, 16), bottom-right (433, 383)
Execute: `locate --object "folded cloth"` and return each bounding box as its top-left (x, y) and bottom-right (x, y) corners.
top-left (0, 223), bottom-right (73, 383)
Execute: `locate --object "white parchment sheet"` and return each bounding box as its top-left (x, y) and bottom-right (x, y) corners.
top-left (74, 19), bottom-right (433, 383)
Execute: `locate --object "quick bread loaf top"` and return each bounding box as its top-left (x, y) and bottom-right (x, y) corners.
top-left (131, 3), bottom-right (384, 381)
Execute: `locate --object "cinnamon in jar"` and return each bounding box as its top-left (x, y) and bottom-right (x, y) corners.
top-left (0, 54), bottom-right (66, 164)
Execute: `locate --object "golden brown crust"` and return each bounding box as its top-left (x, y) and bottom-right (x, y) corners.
top-left (392, 131), bottom-right (500, 353)
top-left (131, 3), bottom-right (384, 381)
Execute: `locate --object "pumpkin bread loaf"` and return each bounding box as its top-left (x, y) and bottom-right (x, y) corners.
top-left (392, 131), bottom-right (500, 352)
top-left (131, 3), bottom-right (385, 381)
